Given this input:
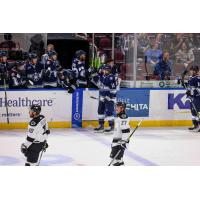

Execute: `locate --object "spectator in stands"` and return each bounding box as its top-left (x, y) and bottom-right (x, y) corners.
top-left (29, 34), bottom-right (45, 58)
top-left (0, 33), bottom-right (16, 50)
top-left (173, 33), bottom-right (184, 53)
top-left (155, 34), bottom-right (174, 53)
top-left (118, 33), bottom-right (134, 61)
top-left (138, 33), bottom-right (150, 56)
top-left (185, 33), bottom-right (195, 49)
top-left (175, 42), bottom-right (194, 65)
top-left (41, 44), bottom-right (55, 64)
top-left (145, 43), bottom-right (163, 66)
top-left (154, 52), bottom-right (172, 80)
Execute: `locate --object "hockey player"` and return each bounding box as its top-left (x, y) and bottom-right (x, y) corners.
top-left (44, 50), bottom-right (61, 88)
top-left (9, 61), bottom-right (27, 89)
top-left (21, 104), bottom-right (50, 166)
top-left (57, 68), bottom-right (77, 93)
top-left (41, 44), bottom-right (55, 65)
top-left (25, 53), bottom-right (44, 88)
top-left (93, 65), bottom-right (118, 133)
top-left (186, 66), bottom-right (200, 132)
top-left (109, 102), bottom-right (131, 166)
top-left (72, 50), bottom-right (89, 88)
top-left (0, 51), bottom-right (10, 88)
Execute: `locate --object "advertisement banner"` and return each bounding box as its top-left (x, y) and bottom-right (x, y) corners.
top-left (117, 89), bottom-right (150, 117)
top-left (149, 89), bottom-right (191, 120)
top-left (72, 89), bottom-right (83, 128)
top-left (0, 89), bottom-right (72, 123)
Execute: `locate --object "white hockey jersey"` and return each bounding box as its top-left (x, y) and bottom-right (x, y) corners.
top-left (112, 113), bottom-right (131, 146)
top-left (24, 115), bottom-right (49, 148)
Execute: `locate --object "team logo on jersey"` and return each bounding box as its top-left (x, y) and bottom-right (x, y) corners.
top-left (33, 73), bottom-right (40, 82)
top-left (29, 128), bottom-right (34, 133)
top-left (30, 121), bottom-right (36, 126)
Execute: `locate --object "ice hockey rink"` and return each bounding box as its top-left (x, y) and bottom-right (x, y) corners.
top-left (0, 127), bottom-right (200, 166)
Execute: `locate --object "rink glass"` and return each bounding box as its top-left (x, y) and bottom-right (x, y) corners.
top-left (77, 33), bottom-right (199, 88)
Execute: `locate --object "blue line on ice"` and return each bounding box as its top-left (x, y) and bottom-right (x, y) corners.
top-left (76, 128), bottom-right (158, 166)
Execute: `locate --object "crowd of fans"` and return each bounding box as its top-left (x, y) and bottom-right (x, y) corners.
top-left (76, 33), bottom-right (200, 81)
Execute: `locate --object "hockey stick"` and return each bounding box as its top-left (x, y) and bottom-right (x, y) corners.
top-left (37, 149), bottom-right (45, 166)
top-left (3, 75), bottom-right (9, 124)
top-left (108, 119), bottom-right (143, 166)
top-left (85, 88), bottom-right (99, 100)
top-left (37, 141), bottom-right (48, 166)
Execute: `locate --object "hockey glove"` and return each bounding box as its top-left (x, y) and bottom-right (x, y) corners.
top-left (105, 96), bottom-right (111, 101)
top-left (118, 140), bottom-right (128, 149)
top-left (21, 143), bottom-right (28, 156)
top-left (43, 141), bottom-right (49, 152)
top-left (45, 130), bottom-right (50, 135)
top-left (68, 87), bottom-right (75, 94)
top-left (186, 90), bottom-right (191, 97)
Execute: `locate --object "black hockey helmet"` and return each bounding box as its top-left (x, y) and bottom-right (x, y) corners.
top-left (28, 52), bottom-right (38, 60)
top-left (0, 51), bottom-right (8, 57)
top-left (116, 101), bottom-right (126, 109)
top-left (48, 50), bottom-right (57, 58)
top-left (75, 50), bottom-right (86, 58)
top-left (190, 65), bottom-right (199, 73)
top-left (103, 65), bottom-right (111, 73)
top-left (29, 104), bottom-right (41, 114)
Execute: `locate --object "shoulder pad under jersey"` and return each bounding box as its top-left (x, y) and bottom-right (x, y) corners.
top-left (29, 115), bottom-right (45, 126)
top-left (119, 113), bottom-right (128, 119)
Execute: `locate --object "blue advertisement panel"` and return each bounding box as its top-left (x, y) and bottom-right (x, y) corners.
top-left (117, 89), bottom-right (150, 117)
top-left (72, 89), bottom-right (83, 128)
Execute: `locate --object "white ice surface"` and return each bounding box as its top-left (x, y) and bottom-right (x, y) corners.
top-left (0, 127), bottom-right (200, 166)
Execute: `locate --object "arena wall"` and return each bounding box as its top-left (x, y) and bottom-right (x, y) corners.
top-left (0, 88), bottom-right (192, 129)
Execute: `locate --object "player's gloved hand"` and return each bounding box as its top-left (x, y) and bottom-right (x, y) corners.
top-left (68, 87), bottom-right (75, 94)
top-left (45, 68), bottom-right (51, 77)
top-left (105, 96), bottom-right (111, 101)
top-left (186, 90), bottom-right (191, 97)
top-left (45, 130), bottom-right (50, 135)
top-left (43, 141), bottom-right (49, 152)
top-left (21, 143), bottom-right (28, 156)
top-left (118, 140), bottom-right (128, 149)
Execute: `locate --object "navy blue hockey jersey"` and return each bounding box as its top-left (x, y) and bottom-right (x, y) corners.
top-left (72, 58), bottom-right (88, 87)
top-left (44, 59), bottom-right (60, 87)
top-left (25, 62), bottom-right (44, 88)
top-left (188, 75), bottom-right (200, 97)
